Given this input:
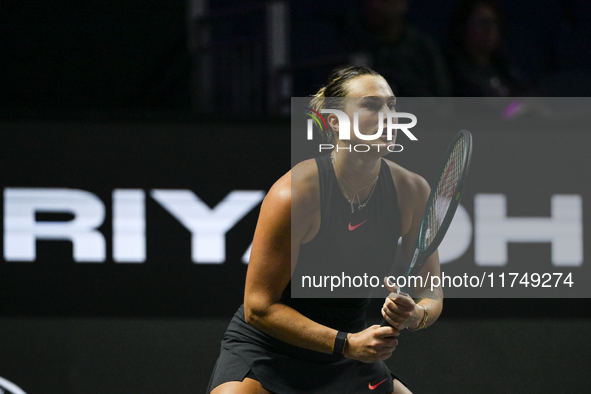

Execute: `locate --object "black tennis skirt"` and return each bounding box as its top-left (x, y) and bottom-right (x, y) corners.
top-left (206, 305), bottom-right (395, 394)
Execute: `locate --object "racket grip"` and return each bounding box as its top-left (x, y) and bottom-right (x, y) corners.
top-left (380, 288), bottom-right (411, 327)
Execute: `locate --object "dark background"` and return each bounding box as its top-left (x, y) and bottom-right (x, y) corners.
top-left (1, 1), bottom-right (590, 393)
top-left (2, 0), bottom-right (590, 113)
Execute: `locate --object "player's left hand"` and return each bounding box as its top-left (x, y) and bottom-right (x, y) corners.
top-left (381, 279), bottom-right (422, 330)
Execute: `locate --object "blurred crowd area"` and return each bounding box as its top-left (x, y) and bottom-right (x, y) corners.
top-left (289, 0), bottom-right (591, 98)
top-left (1, 0), bottom-right (590, 116)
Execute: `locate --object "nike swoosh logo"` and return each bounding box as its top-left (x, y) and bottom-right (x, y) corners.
top-left (348, 220), bottom-right (367, 231)
top-left (368, 378), bottom-right (387, 390)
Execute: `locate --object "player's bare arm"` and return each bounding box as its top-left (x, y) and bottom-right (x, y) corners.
top-left (243, 159), bottom-right (399, 362)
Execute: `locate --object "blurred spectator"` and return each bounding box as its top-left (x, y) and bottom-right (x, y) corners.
top-left (343, 0), bottom-right (452, 97)
top-left (536, 0), bottom-right (591, 96)
top-left (446, 0), bottom-right (534, 96)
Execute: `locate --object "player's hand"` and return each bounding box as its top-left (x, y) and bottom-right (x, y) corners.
top-left (344, 324), bottom-right (399, 363)
top-left (382, 280), bottom-right (422, 330)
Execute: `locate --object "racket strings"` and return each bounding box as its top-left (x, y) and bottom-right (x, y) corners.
top-left (421, 138), bottom-right (466, 251)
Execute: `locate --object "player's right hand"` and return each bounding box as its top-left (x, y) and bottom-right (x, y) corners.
top-left (344, 324), bottom-right (399, 363)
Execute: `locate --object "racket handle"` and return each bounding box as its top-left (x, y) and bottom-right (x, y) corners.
top-left (380, 288), bottom-right (411, 327)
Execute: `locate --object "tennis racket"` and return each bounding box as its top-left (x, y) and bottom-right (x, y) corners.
top-left (381, 129), bottom-right (473, 326)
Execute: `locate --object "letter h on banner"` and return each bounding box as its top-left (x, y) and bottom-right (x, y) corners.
top-left (474, 194), bottom-right (583, 266)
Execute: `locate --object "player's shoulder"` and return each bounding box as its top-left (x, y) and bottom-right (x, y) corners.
top-left (265, 158), bottom-right (319, 213)
top-left (383, 158), bottom-right (430, 198)
top-left (290, 158), bottom-right (319, 186)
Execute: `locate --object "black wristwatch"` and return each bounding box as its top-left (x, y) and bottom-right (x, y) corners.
top-left (333, 331), bottom-right (348, 355)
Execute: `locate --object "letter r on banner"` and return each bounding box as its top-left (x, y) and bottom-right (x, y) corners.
top-left (4, 188), bottom-right (106, 262)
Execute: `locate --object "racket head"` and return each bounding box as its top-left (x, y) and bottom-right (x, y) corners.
top-left (409, 130), bottom-right (473, 276)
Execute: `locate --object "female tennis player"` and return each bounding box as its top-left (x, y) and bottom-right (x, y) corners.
top-left (207, 66), bottom-right (443, 394)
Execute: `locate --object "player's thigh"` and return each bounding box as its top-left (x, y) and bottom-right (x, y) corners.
top-left (210, 377), bottom-right (272, 394)
top-left (392, 378), bottom-right (413, 394)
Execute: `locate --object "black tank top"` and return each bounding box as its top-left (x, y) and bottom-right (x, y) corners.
top-left (281, 154), bottom-right (402, 332)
